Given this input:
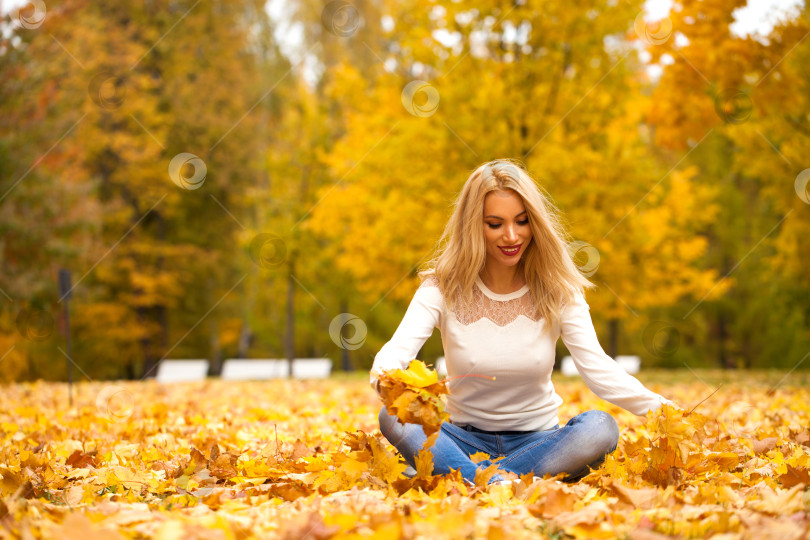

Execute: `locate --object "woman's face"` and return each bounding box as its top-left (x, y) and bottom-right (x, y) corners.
top-left (482, 189), bottom-right (532, 268)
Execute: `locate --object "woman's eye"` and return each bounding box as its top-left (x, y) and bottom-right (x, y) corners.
top-left (487, 220), bottom-right (529, 229)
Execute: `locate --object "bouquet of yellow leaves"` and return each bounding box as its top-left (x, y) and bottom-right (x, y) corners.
top-left (377, 360), bottom-right (449, 445)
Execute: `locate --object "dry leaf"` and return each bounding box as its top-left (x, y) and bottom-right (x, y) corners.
top-left (2, 375), bottom-right (810, 538)
top-left (377, 360), bottom-right (449, 440)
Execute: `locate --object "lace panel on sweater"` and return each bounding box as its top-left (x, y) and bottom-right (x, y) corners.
top-left (419, 275), bottom-right (540, 326)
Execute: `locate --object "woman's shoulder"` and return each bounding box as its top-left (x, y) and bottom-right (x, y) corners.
top-left (415, 273), bottom-right (445, 307)
top-left (418, 273), bottom-right (440, 289)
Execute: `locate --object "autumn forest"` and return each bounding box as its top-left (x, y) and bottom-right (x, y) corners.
top-left (1, 0), bottom-right (809, 381)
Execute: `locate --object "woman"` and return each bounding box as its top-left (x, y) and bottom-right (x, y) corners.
top-left (370, 159), bottom-right (679, 485)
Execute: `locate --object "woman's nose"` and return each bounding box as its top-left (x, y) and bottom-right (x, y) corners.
top-left (503, 224), bottom-right (519, 243)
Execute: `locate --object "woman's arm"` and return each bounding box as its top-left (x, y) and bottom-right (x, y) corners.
top-left (559, 290), bottom-right (679, 415)
top-left (369, 281), bottom-right (443, 394)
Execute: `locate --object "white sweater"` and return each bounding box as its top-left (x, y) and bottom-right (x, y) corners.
top-left (370, 274), bottom-right (675, 431)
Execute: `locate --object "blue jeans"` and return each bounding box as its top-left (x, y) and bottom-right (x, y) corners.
top-left (378, 406), bottom-right (620, 484)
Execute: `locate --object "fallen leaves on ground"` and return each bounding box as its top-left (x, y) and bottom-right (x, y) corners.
top-left (376, 360), bottom-right (448, 440)
top-left (0, 371), bottom-right (809, 538)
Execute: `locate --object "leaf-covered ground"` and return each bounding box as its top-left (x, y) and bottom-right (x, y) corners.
top-left (1, 370), bottom-right (809, 539)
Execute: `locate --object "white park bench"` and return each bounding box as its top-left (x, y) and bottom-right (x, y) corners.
top-left (221, 359), bottom-right (290, 380)
top-left (615, 355), bottom-right (641, 373)
top-left (291, 358), bottom-right (332, 379)
top-left (435, 356), bottom-right (447, 378)
top-left (155, 359), bottom-right (210, 383)
top-left (560, 355), bottom-right (640, 376)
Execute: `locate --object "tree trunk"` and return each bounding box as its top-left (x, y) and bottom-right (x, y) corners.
top-left (237, 322), bottom-right (253, 358)
top-left (285, 258), bottom-right (295, 377)
top-left (156, 213), bottom-right (169, 367)
top-left (139, 318), bottom-right (156, 379)
top-left (340, 298), bottom-right (352, 372)
top-left (718, 312), bottom-right (733, 368)
top-left (210, 317), bottom-right (221, 376)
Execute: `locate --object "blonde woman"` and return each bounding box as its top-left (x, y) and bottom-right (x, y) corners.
top-left (370, 159), bottom-right (680, 485)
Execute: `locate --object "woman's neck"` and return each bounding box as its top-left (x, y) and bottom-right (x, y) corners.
top-left (480, 265), bottom-right (525, 294)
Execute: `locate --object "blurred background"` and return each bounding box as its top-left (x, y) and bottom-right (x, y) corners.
top-left (0, 0), bottom-right (808, 382)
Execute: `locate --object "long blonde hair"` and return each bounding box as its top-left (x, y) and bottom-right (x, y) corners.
top-left (418, 158), bottom-right (595, 329)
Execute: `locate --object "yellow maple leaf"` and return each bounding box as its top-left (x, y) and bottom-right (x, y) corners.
top-left (470, 452), bottom-right (491, 464)
top-left (377, 360), bottom-right (449, 442)
top-left (391, 359), bottom-right (440, 388)
top-left (473, 462), bottom-right (502, 487)
top-left (415, 449), bottom-right (434, 477)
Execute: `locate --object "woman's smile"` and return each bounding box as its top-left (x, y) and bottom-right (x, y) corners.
top-left (499, 244), bottom-right (522, 256)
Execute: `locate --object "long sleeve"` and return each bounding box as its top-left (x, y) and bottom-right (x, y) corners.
top-left (560, 290), bottom-right (676, 416)
top-left (369, 282), bottom-right (443, 393)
